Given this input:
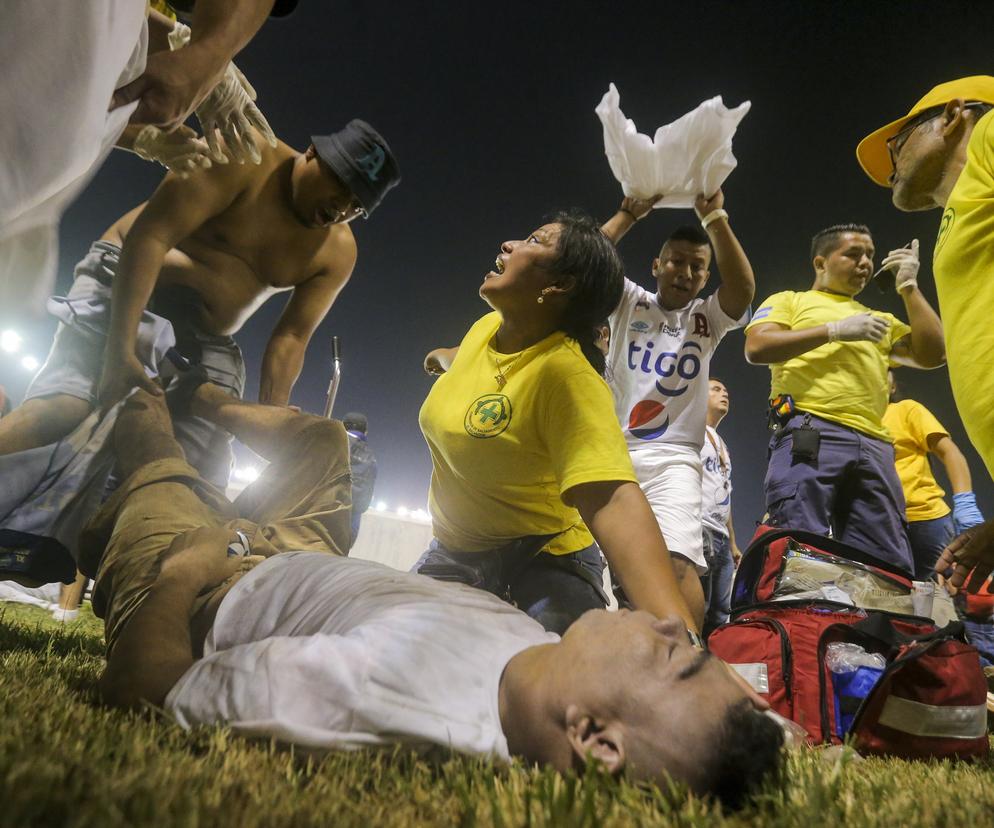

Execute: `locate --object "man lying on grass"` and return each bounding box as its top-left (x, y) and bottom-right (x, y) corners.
top-left (83, 383), bottom-right (783, 810)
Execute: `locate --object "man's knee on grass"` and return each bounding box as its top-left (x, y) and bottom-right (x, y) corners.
top-left (98, 527), bottom-right (247, 710)
top-left (114, 389), bottom-right (184, 479)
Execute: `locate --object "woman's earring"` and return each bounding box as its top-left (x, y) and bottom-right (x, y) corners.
top-left (538, 287), bottom-right (553, 304)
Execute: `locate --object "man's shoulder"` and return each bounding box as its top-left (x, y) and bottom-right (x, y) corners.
top-left (755, 289), bottom-right (799, 308)
top-left (317, 223), bottom-right (358, 270)
top-left (614, 277), bottom-right (654, 313)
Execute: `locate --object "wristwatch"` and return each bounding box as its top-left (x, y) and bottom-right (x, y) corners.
top-left (686, 628), bottom-right (705, 649)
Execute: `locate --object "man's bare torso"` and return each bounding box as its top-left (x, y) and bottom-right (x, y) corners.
top-left (103, 141), bottom-right (354, 336)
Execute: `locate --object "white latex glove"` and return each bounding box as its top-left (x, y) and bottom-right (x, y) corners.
top-left (880, 239), bottom-right (920, 293)
top-left (168, 22), bottom-right (277, 165)
top-left (826, 313), bottom-right (890, 343)
top-left (132, 125), bottom-right (212, 177)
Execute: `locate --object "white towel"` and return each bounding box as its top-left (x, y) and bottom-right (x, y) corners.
top-left (595, 83), bottom-right (751, 209)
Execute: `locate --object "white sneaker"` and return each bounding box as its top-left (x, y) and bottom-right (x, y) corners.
top-left (51, 607), bottom-right (80, 623)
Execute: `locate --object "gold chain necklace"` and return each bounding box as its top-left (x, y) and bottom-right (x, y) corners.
top-left (494, 354), bottom-right (521, 389)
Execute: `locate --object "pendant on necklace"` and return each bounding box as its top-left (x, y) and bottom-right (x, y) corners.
top-left (495, 371), bottom-right (506, 390)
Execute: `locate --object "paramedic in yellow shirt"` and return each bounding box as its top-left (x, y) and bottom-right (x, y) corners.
top-left (419, 211), bottom-right (699, 639)
top-left (884, 372), bottom-right (984, 578)
top-left (856, 76), bottom-right (994, 592)
top-left (744, 224), bottom-right (944, 575)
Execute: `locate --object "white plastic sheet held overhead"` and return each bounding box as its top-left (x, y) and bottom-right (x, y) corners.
top-left (595, 83), bottom-right (751, 209)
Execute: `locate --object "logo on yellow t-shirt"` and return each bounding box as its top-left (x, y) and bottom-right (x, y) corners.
top-left (464, 394), bottom-right (512, 438)
top-left (935, 207), bottom-right (956, 258)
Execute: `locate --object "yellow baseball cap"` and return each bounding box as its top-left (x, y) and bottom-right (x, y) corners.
top-left (856, 76), bottom-right (994, 187)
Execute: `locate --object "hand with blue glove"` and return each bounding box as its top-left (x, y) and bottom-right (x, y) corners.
top-left (953, 491), bottom-right (985, 534)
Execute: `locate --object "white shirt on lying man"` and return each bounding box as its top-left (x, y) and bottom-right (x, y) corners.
top-left (102, 545), bottom-right (777, 807)
top-left (166, 552), bottom-right (555, 758)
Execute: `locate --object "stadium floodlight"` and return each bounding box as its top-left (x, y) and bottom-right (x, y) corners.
top-left (1, 330), bottom-right (22, 353)
top-left (20, 355), bottom-right (39, 372)
top-left (397, 506), bottom-right (409, 516)
top-left (411, 509), bottom-right (430, 521)
top-left (233, 466), bottom-right (260, 482)
top-left (373, 501), bottom-right (387, 512)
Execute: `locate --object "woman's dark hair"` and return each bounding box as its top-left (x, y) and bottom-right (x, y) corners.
top-left (542, 210), bottom-right (625, 375)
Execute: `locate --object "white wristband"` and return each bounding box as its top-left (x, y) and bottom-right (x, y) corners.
top-left (701, 208), bottom-right (729, 230)
top-left (826, 321), bottom-right (839, 343)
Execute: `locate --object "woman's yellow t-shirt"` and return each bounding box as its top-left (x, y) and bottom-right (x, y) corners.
top-left (882, 399), bottom-right (951, 522)
top-left (419, 312), bottom-right (637, 555)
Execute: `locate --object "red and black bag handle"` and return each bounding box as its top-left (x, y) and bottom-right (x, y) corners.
top-left (851, 613), bottom-right (966, 650)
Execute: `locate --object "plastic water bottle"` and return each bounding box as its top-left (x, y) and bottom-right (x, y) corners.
top-left (825, 642), bottom-right (886, 738)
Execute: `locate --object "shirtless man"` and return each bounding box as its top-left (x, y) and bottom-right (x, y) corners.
top-left (0, 119), bottom-right (400, 486)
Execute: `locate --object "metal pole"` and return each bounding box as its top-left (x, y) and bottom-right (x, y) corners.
top-left (323, 336), bottom-right (342, 418)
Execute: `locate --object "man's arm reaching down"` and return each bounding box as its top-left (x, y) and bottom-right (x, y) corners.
top-left (99, 527), bottom-right (244, 709)
top-left (259, 243), bottom-right (356, 406)
top-left (111, 0), bottom-right (275, 130)
top-left (99, 162), bottom-right (252, 406)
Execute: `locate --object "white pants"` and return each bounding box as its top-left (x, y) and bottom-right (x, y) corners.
top-left (630, 444), bottom-right (706, 572)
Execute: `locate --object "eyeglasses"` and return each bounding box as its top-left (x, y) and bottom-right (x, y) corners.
top-left (886, 101), bottom-right (990, 169)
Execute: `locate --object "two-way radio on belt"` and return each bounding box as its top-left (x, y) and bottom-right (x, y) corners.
top-left (323, 335), bottom-right (342, 418)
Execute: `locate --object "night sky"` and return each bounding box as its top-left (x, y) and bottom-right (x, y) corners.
top-left (2, 0), bottom-right (992, 545)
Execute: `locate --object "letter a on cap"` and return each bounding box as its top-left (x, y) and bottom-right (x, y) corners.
top-left (358, 145), bottom-right (386, 182)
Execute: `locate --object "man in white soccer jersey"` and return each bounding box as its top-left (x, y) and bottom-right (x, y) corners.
top-left (601, 190), bottom-right (755, 628)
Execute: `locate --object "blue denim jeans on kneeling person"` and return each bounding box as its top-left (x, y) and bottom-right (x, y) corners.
top-left (413, 536), bottom-right (608, 635)
top-left (906, 513), bottom-right (955, 581)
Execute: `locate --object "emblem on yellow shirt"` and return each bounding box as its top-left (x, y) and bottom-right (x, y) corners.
top-left (464, 394), bottom-right (512, 438)
top-left (934, 207), bottom-right (956, 258)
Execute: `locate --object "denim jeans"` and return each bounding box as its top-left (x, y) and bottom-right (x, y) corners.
top-left (702, 528), bottom-right (734, 636)
top-left (413, 537), bottom-right (608, 635)
top-left (906, 513), bottom-right (955, 581)
top-left (963, 620), bottom-right (994, 668)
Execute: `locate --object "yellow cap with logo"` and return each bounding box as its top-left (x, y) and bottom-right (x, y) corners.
top-left (856, 76), bottom-right (994, 187)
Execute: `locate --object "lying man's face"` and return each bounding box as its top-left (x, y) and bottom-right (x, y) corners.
top-left (558, 609), bottom-right (775, 792)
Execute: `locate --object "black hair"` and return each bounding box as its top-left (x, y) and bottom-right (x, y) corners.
top-left (342, 412), bottom-right (368, 433)
top-left (888, 369), bottom-right (901, 403)
top-left (658, 224), bottom-right (711, 258)
top-left (810, 223), bottom-right (872, 260)
top-left (543, 210), bottom-right (625, 375)
top-left (699, 700), bottom-right (785, 811)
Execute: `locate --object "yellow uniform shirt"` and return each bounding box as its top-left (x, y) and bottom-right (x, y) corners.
top-left (419, 312), bottom-right (637, 555)
top-left (746, 290), bottom-right (911, 441)
top-left (933, 109), bottom-right (994, 480)
top-left (882, 400), bottom-right (951, 522)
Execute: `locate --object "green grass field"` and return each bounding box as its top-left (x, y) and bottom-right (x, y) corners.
top-left (3, 600), bottom-right (994, 828)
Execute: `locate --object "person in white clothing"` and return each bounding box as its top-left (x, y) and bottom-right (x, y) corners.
top-left (700, 378), bottom-right (742, 635)
top-left (600, 191), bottom-right (756, 628)
top-left (1, 0), bottom-right (286, 323)
top-left (92, 387), bottom-right (784, 811)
